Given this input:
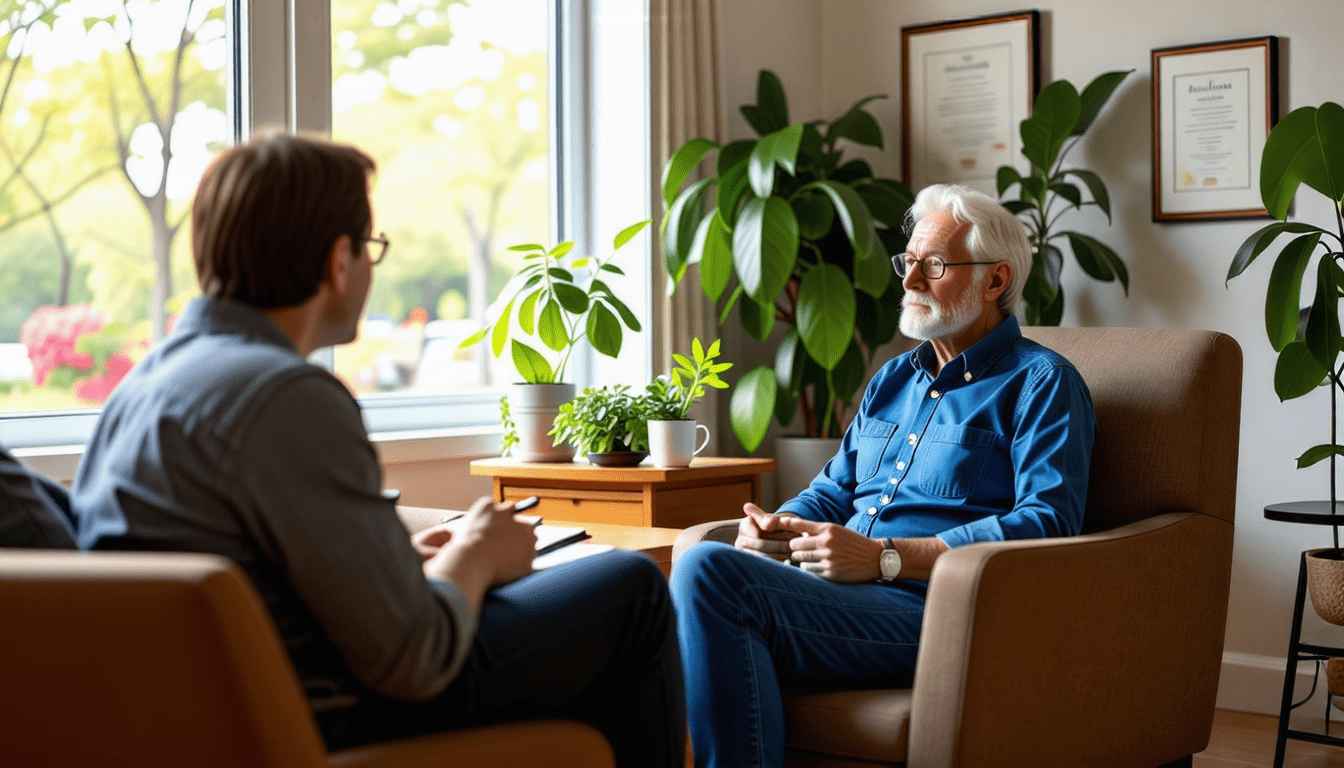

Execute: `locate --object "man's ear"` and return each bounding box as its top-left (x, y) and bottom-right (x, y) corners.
top-left (326, 234), bottom-right (353, 293)
top-left (984, 261), bottom-right (1012, 303)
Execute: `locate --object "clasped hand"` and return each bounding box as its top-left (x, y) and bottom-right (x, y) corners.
top-left (736, 503), bottom-right (882, 583)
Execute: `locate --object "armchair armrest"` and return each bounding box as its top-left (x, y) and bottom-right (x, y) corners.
top-left (672, 519), bottom-right (739, 565)
top-left (908, 511), bottom-right (1234, 768)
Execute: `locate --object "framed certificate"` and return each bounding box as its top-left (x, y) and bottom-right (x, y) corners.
top-left (901, 10), bottom-right (1040, 194)
top-left (1151, 36), bottom-right (1279, 222)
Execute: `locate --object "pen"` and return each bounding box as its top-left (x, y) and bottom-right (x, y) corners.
top-left (440, 496), bottom-right (541, 524)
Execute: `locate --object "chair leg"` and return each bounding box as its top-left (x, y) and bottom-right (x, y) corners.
top-left (1155, 756), bottom-right (1193, 768)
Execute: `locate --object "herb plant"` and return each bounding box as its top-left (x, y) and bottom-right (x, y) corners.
top-left (549, 384), bottom-right (650, 455)
top-left (460, 220), bottom-right (651, 384)
top-left (642, 337), bottom-right (732, 421)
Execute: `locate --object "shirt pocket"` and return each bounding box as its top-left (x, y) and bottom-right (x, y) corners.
top-left (918, 425), bottom-right (1000, 499)
top-left (855, 418), bottom-right (900, 482)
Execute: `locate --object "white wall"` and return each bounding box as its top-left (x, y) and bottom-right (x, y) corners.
top-left (719, 0), bottom-right (1344, 716)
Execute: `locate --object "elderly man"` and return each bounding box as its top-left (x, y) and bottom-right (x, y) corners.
top-left (670, 183), bottom-right (1097, 768)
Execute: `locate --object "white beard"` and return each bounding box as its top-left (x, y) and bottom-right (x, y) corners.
top-left (899, 277), bottom-right (985, 341)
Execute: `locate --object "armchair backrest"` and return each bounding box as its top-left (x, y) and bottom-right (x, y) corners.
top-left (1020, 327), bottom-right (1242, 532)
top-left (0, 549), bottom-right (330, 768)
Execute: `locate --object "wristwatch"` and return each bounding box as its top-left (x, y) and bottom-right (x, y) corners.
top-left (878, 538), bottom-right (903, 581)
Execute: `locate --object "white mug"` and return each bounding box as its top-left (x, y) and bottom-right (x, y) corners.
top-left (648, 420), bottom-right (710, 468)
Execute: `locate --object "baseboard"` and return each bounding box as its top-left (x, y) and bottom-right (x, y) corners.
top-left (1219, 651), bottom-right (1344, 720)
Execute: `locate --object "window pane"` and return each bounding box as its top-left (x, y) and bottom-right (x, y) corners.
top-left (0, 0), bottom-right (227, 412)
top-left (330, 0), bottom-right (551, 397)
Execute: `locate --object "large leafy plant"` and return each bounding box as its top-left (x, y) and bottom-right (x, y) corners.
top-left (661, 69), bottom-right (913, 452)
top-left (460, 220), bottom-right (651, 383)
top-left (1227, 102), bottom-right (1344, 538)
top-left (996, 70), bottom-right (1133, 325)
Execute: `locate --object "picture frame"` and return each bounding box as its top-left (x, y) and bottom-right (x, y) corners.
top-left (1151, 36), bottom-right (1279, 222)
top-left (901, 10), bottom-right (1040, 194)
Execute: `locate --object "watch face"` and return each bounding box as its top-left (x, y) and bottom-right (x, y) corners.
top-left (880, 548), bottom-right (902, 579)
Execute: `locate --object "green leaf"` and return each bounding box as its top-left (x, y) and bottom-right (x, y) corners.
top-left (697, 212), bottom-right (734, 302)
top-left (733, 196), bottom-right (798, 305)
top-left (1049, 182), bottom-right (1082, 208)
top-left (748, 124), bottom-right (804, 198)
top-left (802, 179), bottom-right (880, 261)
top-left (825, 95), bottom-right (886, 148)
top-left (855, 284), bottom-right (900, 351)
top-left (549, 241), bottom-right (575, 258)
top-left (1298, 443), bottom-right (1344, 469)
top-left (492, 298), bottom-right (514, 358)
top-left (719, 285), bottom-right (744, 325)
top-left (792, 191), bottom-right (835, 241)
top-left (613, 219), bottom-right (652, 250)
top-left (1072, 70), bottom-right (1131, 136)
top-left (856, 181), bottom-right (913, 230)
top-left (830, 341), bottom-right (865, 404)
top-left (599, 263), bottom-right (627, 276)
top-left (603, 293), bottom-right (642, 332)
top-left (511, 341), bottom-right (554, 384)
top-left (1064, 231), bottom-right (1129, 292)
top-left (853, 234), bottom-right (892, 297)
top-left (716, 161), bottom-right (750, 227)
top-left (538, 300), bottom-right (569, 352)
top-left (1002, 200), bottom-right (1034, 215)
top-left (1021, 80), bottom-right (1081, 171)
top-left (1065, 169), bottom-right (1112, 223)
top-left (692, 337), bottom-right (706, 364)
top-left (755, 70), bottom-right (790, 132)
top-left (775, 327), bottom-right (805, 394)
top-left (730, 365), bottom-right (778, 453)
top-left (553, 283), bottom-right (590, 314)
top-left (1274, 340), bottom-right (1331, 401)
top-left (996, 166), bottom-right (1022, 197)
top-left (1228, 222), bottom-right (1326, 282)
top-left (1305, 254), bottom-right (1341, 368)
top-left (664, 178), bottom-right (715, 285)
top-left (586, 302), bottom-right (623, 358)
top-left (1265, 233), bottom-right (1322, 351)
top-left (509, 243), bottom-right (546, 252)
top-left (518, 289), bottom-right (543, 335)
top-left (775, 387), bottom-right (797, 428)
top-left (458, 326), bottom-right (487, 349)
top-left (1317, 102), bottom-right (1344, 204)
top-left (1261, 106), bottom-right (1333, 220)
top-left (673, 353), bottom-right (695, 371)
top-left (797, 263), bottom-right (856, 370)
top-left (547, 267), bottom-right (575, 282)
top-left (1019, 174), bottom-right (1046, 205)
top-left (662, 138), bottom-right (719, 206)
top-left (739, 295), bottom-right (775, 342)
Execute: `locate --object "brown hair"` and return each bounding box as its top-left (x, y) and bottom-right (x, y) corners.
top-left (191, 131), bottom-right (376, 308)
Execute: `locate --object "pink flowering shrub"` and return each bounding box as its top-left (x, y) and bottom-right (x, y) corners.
top-left (19, 304), bottom-right (147, 404)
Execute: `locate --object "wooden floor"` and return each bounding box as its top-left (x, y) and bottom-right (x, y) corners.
top-left (1199, 709), bottom-right (1344, 767)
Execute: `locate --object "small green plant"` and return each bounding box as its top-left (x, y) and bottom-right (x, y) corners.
top-left (549, 384), bottom-right (650, 455)
top-left (643, 337), bottom-right (732, 421)
top-left (498, 395), bottom-right (519, 457)
top-left (995, 70), bottom-right (1133, 326)
top-left (460, 220), bottom-right (652, 383)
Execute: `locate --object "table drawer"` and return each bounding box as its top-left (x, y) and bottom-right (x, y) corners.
top-left (651, 480), bottom-right (754, 528)
top-left (502, 486), bottom-right (646, 526)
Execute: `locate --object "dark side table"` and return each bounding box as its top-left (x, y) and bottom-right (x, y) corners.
top-left (1264, 501), bottom-right (1344, 767)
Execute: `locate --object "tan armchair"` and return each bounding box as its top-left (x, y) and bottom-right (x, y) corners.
top-left (673, 326), bottom-right (1243, 768)
top-left (0, 548), bottom-right (614, 768)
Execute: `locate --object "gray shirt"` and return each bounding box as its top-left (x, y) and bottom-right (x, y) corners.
top-left (72, 296), bottom-right (474, 710)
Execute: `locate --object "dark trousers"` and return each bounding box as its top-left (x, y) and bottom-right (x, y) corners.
top-left (318, 549), bottom-right (686, 768)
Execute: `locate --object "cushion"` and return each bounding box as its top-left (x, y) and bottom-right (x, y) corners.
top-left (0, 445), bottom-right (76, 548)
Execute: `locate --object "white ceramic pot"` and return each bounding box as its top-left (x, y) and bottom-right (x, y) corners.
top-left (774, 436), bottom-right (841, 505)
top-left (509, 383), bottom-right (575, 463)
top-left (648, 420), bottom-right (710, 468)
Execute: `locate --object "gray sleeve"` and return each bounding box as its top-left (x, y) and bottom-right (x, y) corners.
top-left (224, 369), bottom-right (474, 702)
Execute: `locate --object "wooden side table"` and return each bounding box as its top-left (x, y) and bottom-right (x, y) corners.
top-left (469, 456), bottom-right (776, 528)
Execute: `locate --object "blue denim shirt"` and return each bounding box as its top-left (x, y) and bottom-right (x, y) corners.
top-left (778, 316), bottom-right (1095, 549)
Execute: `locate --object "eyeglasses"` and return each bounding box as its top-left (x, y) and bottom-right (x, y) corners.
top-left (891, 253), bottom-right (998, 280)
top-left (362, 232), bottom-right (391, 266)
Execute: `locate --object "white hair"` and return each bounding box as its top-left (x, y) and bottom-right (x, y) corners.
top-left (904, 183), bottom-right (1032, 317)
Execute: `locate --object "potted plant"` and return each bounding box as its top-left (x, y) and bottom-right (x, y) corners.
top-left (643, 337), bottom-right (732, 467)
top-left (995, 70), bottom-right (1133, 326)
top-left (461, 220), bottom-right (650, 462)
top-left (548, 384), bottom-right (650, 466)
top-left (661, 69), bottom-right (913, 491)
top-left (1226, 101), bottom-right (1344, 623)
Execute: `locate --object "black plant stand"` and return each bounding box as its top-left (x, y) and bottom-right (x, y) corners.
top-left (1265, 502), bottom-right (1344, 768)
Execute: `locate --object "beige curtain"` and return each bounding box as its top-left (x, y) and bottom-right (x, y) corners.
top-left (648, 0), bottom-right (727, 450)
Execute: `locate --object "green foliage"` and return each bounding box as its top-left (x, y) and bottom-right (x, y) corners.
top-left (460, 220), bottom-right (651, 384)
top-left (549, 384), bottom-right (650, 455)
top-left (498, 395), bottom-right (519, 457)
top-left (643, 337), bottom-right (732, 421)
top-left (662, 69), bottom-right (914, 450)
top-left (996, 70), bottom-right (1133, 326)
top-left (1226, 102), bottom-right (1344, 488)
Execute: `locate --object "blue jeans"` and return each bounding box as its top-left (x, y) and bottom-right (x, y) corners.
top-left (670, 542), bottom-right (926, 768)
top-left (319, 550), bottom-right (685, 768)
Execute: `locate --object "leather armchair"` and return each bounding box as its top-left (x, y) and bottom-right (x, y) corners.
top-left (0, 548), bottom-right (614, 768)
top-left (672, 327), bottom-right (1243, 768)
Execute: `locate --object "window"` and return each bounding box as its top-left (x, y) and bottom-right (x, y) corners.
top-left (0, 0), bottom-right (651, 450)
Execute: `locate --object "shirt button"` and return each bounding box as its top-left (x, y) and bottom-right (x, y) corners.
top-left (964, 371), bottom-right (973, 382)
top-left (881, 495), bottom-right (891, 503)
top-left (896, 462), bottom-right (905, 471)
top-left (930, 389), bottom-right (940, 398)
top-left (907, 433), bottom-right (917, 446)
top-left (867, 506), bottom-right (877, 515)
